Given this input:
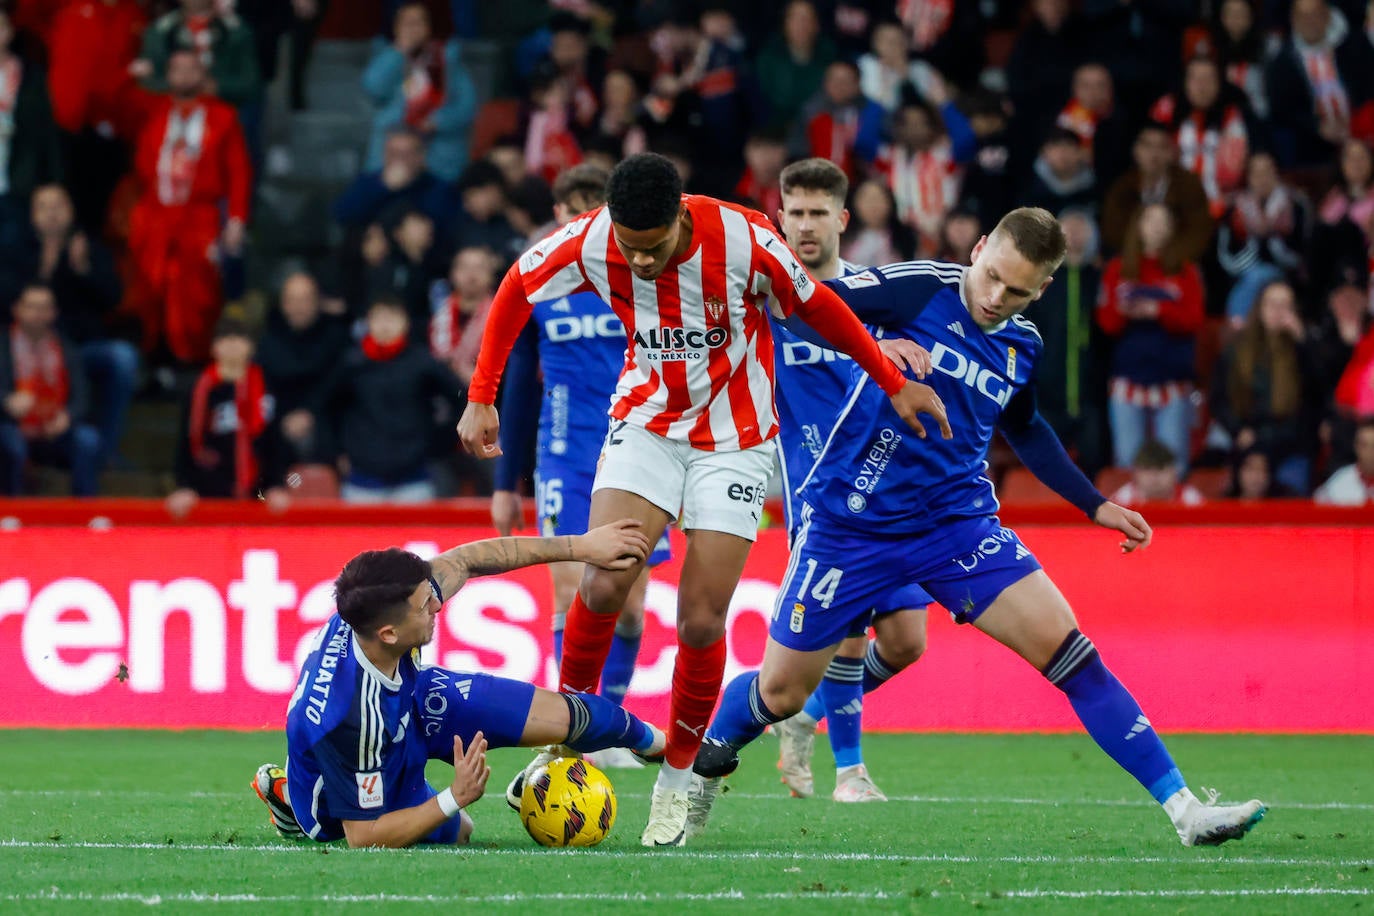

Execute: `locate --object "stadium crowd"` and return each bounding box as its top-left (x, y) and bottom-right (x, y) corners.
top-left (1, 0), bottom-right (1372, 507)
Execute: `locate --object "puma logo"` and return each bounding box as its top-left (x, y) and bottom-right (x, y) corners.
top-left (675, 720), bottom-right (705, 738)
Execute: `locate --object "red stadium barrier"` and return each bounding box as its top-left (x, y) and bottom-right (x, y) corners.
top-left (1, 518), bottom-right (1370, 733)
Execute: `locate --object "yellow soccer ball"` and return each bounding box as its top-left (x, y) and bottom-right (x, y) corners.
top-left (520, 757), bottom-right (617, 847)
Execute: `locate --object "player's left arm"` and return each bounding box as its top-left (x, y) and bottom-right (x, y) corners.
top-left (428, 520), bottom-right (652, 598)
top-left (998, 385), bottom-right (1152, 552)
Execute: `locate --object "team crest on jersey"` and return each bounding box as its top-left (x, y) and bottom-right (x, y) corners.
top-left (356, 772), bottom-right (384, 809)
top-left (1006, 347), bottom-right (1017, 379)
top-left (705, 295), bottom-right (726, 324)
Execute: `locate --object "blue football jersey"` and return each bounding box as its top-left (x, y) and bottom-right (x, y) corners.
top-left (285, 614), bottom-right (430, 841)
top-left (771, 259), bottom-right (866, 533)
top-left (800, 261), bottom-right (1044, 534)
top-left (528, 291), bottom-right (626, 459)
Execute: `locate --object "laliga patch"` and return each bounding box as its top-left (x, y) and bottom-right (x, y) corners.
top-left (837, 270), bottom-right (879, 289)
top-left (1006, 346), bottom-right (1017, 379)
top-left (356, 771), bottom-right (384, 809)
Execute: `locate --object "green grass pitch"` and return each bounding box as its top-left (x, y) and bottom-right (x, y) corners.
top-left (1, 730), bottom-right (1370, 913)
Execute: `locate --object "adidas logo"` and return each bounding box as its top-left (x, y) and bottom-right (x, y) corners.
top-left (947, 321), bottom-right (965, 338)
top-left (551, 299), bottom-right (573, 312)
top-left (1124, 714), bottom-right (1151, 741)
top-left (454, 679), bottom-right (472, 700)
top-left (1015, 544), bottom-right (1031, 560)
top-left (834, 699), bottom-right (864, 716)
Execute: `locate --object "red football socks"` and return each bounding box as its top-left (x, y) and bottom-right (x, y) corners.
top-left (557, 593), bottom-right (619, 694)
top-left (664, 637), bottom-right (728, 769)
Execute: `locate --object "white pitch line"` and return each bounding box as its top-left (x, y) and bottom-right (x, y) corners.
top-left (3, 888), bottom-right (1371, 906)
top-left (5, 789), bottom-right (1369, 811)
top-left (2, 840), bottom-right (1370, 869)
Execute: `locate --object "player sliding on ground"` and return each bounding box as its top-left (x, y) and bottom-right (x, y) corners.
top-left (251, 520), bottom-right (666, 848)
top-left (458, 152), bottom-right (950, 846)
top-left (769, 158), bottom-right (932, 803)
top-left (491, 164), bottom-right (674, 783)
top-left (689, 208), bottom-right (1267, 848)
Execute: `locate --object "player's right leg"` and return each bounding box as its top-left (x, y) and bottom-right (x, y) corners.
top-left (939, 545), bottom-right (1265, 847)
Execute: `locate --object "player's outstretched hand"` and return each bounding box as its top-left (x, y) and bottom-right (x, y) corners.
top-left (458, 402), bottom-right (502, 458)
top-left (1094, 501), bottom-right (1152, 553)
top-left (877, 338), bottom-right (932, 379)
top-left (577, 519), bottom-right (652, 570)
top-left (451, 732), bottom-right (490, 808)
top-left (491, 489), bottom-right (523, 536)
top-left (888, 380), bottom-right (952, 440)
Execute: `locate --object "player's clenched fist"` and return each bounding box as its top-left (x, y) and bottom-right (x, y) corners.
top-left (458, 402), bottom-right (502, 457)
top-left (888, 380), bottom-right (952, 440)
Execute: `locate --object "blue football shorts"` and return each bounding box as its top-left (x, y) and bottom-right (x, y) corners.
top-left (536, 452), bottom-right (672, 566)
top-left (770, 505), bottom-right (1043, 652)
top-left (416, 667), bottom-right (538, 758)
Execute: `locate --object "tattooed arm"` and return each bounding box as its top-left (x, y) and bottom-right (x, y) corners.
top-left (429, 519), bottom-right (651, 599)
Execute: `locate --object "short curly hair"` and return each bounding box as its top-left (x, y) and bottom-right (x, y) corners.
top-left (334, 548), bottom-right (431, 636)
top-left (606, 153), bottom-right (682, 231)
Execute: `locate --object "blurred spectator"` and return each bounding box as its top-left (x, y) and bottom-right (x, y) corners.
top-left (1102, 123), bottom-right (1214, 262)
top-left (1006, 0), bottom-right (1083, 151)
top-left (1265, 0), bottom-right (1374, 167)
top-left (46, 0), bottom-right (146, 234)
top-left (1149, 55), bottom-right (1252, 220)
top-left (138, 0), bottom-right (262, 109)
top-left (1023, 207), bottom-right (1109, 477)
top-left (255, 272), bottom-right (349, 467)
top-left (1309, 138), bottom-right (1374, 296)
top-left (1210, 281), bottom-right (1318, 493)
top-left (1333, 302), bottom-right (1374, 419)
top-left (0, 9), bottom-right (63, 252)
top-left (484, 135), bottom-right (528, 189)
top-left (755, 0), bottom-right (837, 133)
top-left (1217, 152), bottom-right (1313, 323)
top-left (1, 283), bottom-right (100, 497)
top-left (1098, 202), bottom-right (1206, 473)
top-left (449, 160), bottom-right (523, 266)
top-left (429, 246), bottom-right (495, 385)
top-left (523, 60), bottom-right (584, 187)
top-left (1225, 446), bottom-right (1299, 499)
top-left (542, 11), bottom-right (603, 136)
top-left (586, 69), bottom-right (649, 159)
top-left (1108, 440), bottom-right (1205, 506)
top-left (1018, 126), bottom-right (1098, 216)
top-left (794, 59), bottom-right (884, 182)
top-left (935, 209), bottom-right (980, 265)
top-left (873, 83), bottom-right (977, 256)
top-left (857, 19), bottom-right (927, 114)
top-left (0, 185), bottom-right (132, 467)
top-left (238, 0), bottom-right (326, 111)
top-left (895, 0), bottom-right (984, 90)
top-left (314, 296), bottom-right (467, 503)
top-left (841, 178), bottom-right (916, 265)
top-left (1055, 62), bottom-right (1132, 188)
top-left (364, 209), bottom-right (444, 339)
top-left (504, 176), bottom-right (555, 243)
top-left (333, 126), bottom-right (452, 233)
top-left (125, 50), bottom-right (251, 366)
top-left (732, 130), bottom-right (787, 219)
top-left (1190, 0), bottom-right (1277, 120)
top-left (1080, 0), bottom-right (1190, 119)
top-left (959, 89), bottom-right (1016, 233)
top-left (1311, 268), bottom-right (1370, 414)
top-left (1313, 417), bottom-right (1374, 503)
top-left (685, 4), bottom-right (758, 187)
top-left (167, 317), bottom-right (283, 517)
top-left (361, 1), bottom-right (477, 183)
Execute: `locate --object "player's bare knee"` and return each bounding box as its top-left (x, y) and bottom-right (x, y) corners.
top-left (757, 674), bottom-right (809, 718)
top-left (877, 630), bottom-right (926, 669)
top-left (578, 568), bottom-right (631, 614)
top-left (677, 614), bottom-right (726, 647)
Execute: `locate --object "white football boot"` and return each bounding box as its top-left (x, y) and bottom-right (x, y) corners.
top-left (773, 713), bottom-right (817, 798)
top-left (1170, 788), bottom-right (1267, 847)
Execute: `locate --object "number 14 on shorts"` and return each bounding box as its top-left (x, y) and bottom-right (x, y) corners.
top-left (784, 559), bottom-right (844, 632)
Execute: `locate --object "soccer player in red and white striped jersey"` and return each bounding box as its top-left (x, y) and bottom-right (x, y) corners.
top-left (458, 153), bottom-right (949, 847)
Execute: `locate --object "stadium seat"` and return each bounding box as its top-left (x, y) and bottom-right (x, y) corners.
top-left (287, 464), bottom-right (340, 500)
top-left (1188, 467), bottom-right (1230, 500)
top-left (997, 467), bottom-right (1059, 504)
top-left (468, 99), bottom-right (522, 162)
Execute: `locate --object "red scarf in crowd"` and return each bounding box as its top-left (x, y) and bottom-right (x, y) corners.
top-left (403, 40), bottom-right (447, 129)
top-left (9, 325), bottom-right (69, 436)
top-left (361, 333), bottom-right (408, 362)
top-left (188, 363), bottom-right (267, 499)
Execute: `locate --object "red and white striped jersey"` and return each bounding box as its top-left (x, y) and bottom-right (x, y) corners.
top-left (474, 195), bottom-right (825, 451)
